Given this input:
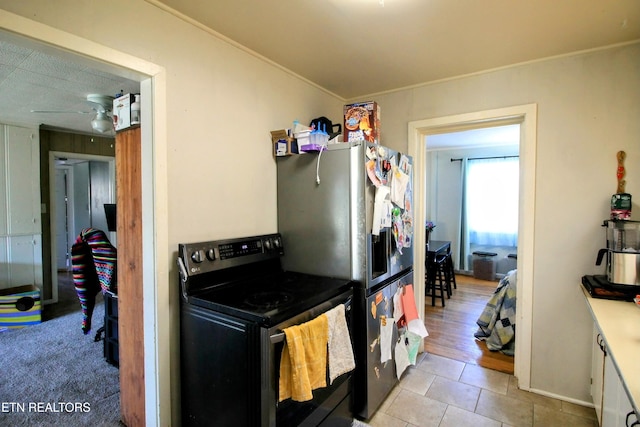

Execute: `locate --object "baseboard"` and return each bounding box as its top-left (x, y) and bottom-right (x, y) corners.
top-left (525, 387), bottom-right (595, 409)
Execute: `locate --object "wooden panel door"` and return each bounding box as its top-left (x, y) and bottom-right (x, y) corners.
top-left (116, 126), bottom-right (145, 426)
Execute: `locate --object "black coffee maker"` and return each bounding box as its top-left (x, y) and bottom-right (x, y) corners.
top-left (310, 117), bottom-right (342, 140)
top-left (582, 219), bottom-right (640, 300)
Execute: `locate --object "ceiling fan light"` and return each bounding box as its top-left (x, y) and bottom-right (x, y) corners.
top-left (91, 111), bottom-right (113, 133)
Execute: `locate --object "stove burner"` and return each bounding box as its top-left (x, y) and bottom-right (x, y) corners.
top-left (244, 291), bottom-right (294, 310)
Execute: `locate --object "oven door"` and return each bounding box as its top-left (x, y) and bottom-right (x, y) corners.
top-left (260, 289), bottom-right (354, 427)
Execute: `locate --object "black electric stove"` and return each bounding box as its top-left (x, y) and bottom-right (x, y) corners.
top-left (178, 233), bottom-right (356, 427)
top-left (187, 270), bottom-right (353, 326)
top-left (178, 233), bottom-right (353, 326)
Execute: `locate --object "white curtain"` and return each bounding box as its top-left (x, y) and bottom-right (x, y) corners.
top-left (462, 157), bottom-right (519, 262)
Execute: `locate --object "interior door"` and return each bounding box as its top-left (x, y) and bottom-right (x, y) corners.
top-left (54, 167), bottom-right (71, 271)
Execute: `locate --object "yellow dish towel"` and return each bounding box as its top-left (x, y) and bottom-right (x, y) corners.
top-left (278, 314), bottom-right (329, 402)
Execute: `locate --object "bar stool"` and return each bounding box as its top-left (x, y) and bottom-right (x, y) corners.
top-left (425, 254), bottom-right (448, 307)
top-left (442, 249), bottom-right (457, 293)
top-left (435, 254), bottom-right (454, 298)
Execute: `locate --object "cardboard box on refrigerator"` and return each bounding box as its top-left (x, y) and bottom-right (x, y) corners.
top-left (344, 101), bottom-right (380, 144)
top-left (112, 93), bottom-right (134, 131)
top-left (271, 129), bottom-right (298, 157)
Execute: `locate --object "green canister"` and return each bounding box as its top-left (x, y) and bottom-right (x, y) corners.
top-left (611, 193), bottom-right (632, 220)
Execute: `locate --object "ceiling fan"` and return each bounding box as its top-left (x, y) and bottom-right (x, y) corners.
top-left (30, 94), bottom-right (114, 133)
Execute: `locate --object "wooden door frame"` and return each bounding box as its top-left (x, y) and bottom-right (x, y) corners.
top-left (409, 103), bottom-right (537, 391)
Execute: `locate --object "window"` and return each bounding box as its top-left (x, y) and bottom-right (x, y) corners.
top-left (465, 157), bottom-right (519, 247)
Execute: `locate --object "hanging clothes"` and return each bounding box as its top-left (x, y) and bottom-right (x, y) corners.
top-left (71, 228), bottom-right (117, 334)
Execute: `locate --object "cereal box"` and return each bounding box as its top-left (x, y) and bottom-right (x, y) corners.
top-left (344, 101), bottom-right (380, 144)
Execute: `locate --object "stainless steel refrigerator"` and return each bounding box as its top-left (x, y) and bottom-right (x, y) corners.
top-left (277, 141), bottom-right (414, 420)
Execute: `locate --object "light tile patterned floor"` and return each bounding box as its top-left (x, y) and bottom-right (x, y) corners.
top-left (367, 353), bottom-right (598, 427)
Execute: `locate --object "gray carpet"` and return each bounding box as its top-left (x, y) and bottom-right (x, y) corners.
top-left (0, 297), bottom-right (121, 426)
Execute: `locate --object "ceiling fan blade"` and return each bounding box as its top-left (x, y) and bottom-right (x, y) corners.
top-left (30, 110), bottom-right (93, 114)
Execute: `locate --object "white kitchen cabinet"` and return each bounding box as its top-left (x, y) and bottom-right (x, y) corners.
top-left (0, 124), bottom-right (42, 290)
top-left (602, 353), bottom-right (637, 427)
top-left (591, 325), bottom-right (605, 424)
top-left (592, 322), bottom-right (639, 427)
top-left (584, 289), bottom-right (640, 427)
top-left (602, 351), bottom-right (617, 426)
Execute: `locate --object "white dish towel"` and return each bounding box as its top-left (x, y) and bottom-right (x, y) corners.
top-left (326, 304), bottom-right (356, 384)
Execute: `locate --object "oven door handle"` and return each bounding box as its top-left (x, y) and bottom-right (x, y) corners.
top-left (177, 257), bottom-right (189, 283)
top-left (270, 332), bottom-right (285, 344)
top-left (269, 296), bottom-right (352, 344)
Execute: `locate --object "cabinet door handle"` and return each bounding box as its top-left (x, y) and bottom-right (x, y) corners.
top-left (626, 410), bottom-right (639, 426)
top-left (597, 333), bottom-right (607, 356)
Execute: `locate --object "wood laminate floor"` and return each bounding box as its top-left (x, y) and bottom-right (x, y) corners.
top-left (424, 274), bottom-right (515, 375)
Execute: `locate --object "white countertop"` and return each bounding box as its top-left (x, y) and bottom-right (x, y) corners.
top-left (582, 286), bottom-right (640, 415)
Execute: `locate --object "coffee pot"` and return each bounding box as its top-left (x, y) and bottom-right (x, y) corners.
top-left (595, 220), bottom-right (640, 285)
top-left (309, 117), bottom-right (342, 140)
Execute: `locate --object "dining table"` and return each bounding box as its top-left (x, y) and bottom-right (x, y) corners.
top-left (426, 240), bottom-right (451, 263)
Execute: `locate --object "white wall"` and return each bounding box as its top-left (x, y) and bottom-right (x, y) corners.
top-left (357, 43), bottom-right (640, 403)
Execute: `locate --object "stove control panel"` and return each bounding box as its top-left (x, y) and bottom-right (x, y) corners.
top-left (178, 233), bottom-right (284, 277)
top-left (218, 239), bottom-right (262, 259)
top-left (191, 248), bottom-right (216, 263)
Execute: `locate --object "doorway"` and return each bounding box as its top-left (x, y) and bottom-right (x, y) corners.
top-left (423, 124), bottom-right (520, 374)
top-left (0, 21), bottom-right (165, 424)
top-left (51, 153), bottom-right (115, 305)
top-left (409, 103), bottom-right (537, 391)
top-left (425, 124), bottom-right (520, 277)
top-left (54, 166), bottom-right (73, 272)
